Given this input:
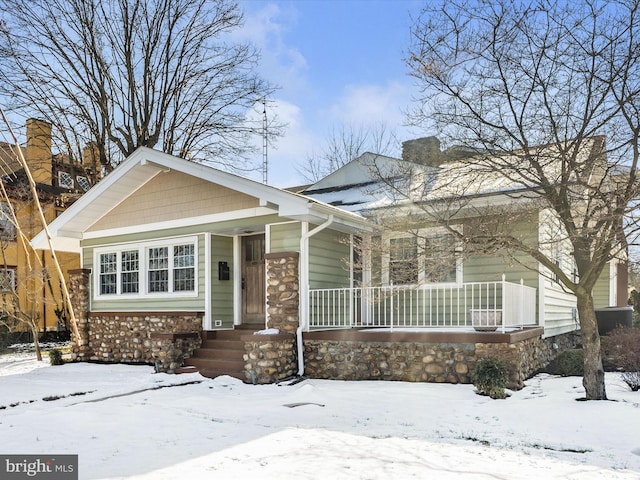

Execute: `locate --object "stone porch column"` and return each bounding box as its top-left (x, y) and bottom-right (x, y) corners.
top-left (265, 252), bottom-right (299, 333)
top-left (67, 268), bottom-right (91, 360)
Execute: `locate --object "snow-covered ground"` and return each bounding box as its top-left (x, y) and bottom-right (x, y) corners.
top-left (1, 350), bottom-right (640, 479)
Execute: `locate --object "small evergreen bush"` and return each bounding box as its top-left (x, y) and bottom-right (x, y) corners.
top-left (555, 349), bottom-right (584, 377)
top-left (473, 357), bottom-right (509, 399)
top-left (48, 348), bottom-right (63, 366)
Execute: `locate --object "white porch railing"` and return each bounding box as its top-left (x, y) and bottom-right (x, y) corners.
top-left (308, 275), bottom-right (538, 332)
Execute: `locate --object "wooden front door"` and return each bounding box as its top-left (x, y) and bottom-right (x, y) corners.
top-left (242, 234), bottom-right (265, 325)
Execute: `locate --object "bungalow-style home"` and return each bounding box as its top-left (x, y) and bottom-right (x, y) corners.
top-left (31, 139), bottom-right (625, 388)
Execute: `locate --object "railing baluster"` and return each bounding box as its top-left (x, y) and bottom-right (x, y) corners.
top-left (307, 281), bottom-right (537, 331)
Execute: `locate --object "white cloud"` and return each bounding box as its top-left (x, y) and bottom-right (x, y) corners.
top-left (236, 2), bottom-right (309, 94)
top-left (328, 81), bottom-right (412, 127)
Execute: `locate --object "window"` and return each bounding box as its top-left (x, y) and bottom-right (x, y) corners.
top-left (58, 171), bottom-right (74, 189)
top-left (99, 253), bottom-right (117, 294)
top-left (423, 235), bottom-right (458, 283)
top-left (173, 244), bottom-right (195, 292)
top-left (389, 237), bottom-right (418, 285)
top-left (0, 202), bottom-right (16, 241)
top-left (121, 250), bottom-right (139, 294)
top-left (94, 237), bottom-right (197, 297)
top-left (384, 229), bottom-right (461, 286)
top-left (76, 175), bottom-right (90, 192)
top-left (148, 247), bottom-right (169, 293)
top-left (0, 267), bottom-right (16, 292)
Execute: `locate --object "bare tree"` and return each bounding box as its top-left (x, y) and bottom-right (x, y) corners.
top-left (300, 123), bottom-right (399, 183)
top-left (399, 0), bottom-right (640, 400)
top-left (0, 0), bottom-right (278, 174)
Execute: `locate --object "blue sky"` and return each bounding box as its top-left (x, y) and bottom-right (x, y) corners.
top-left (237, 0), bottom-right (425, 187)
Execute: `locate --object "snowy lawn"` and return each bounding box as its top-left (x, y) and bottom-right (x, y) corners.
top-left (1, 352), bottom-right (640, 479)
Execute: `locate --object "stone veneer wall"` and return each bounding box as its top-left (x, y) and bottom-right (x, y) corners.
top-left (243, 334), bottom-right (297, 384)
top-left (68, 267), bottom-right (203, 372)
top-left (68, 269), bottom-right (91, 360)
top-left (265, 252), bottom-right (299, 333)
top-left (304, 330), bottom-right (579, 389)
top-left (477, 331), bottom-right (580, 388)
top-left (75, 312), bottom-right (203, 370)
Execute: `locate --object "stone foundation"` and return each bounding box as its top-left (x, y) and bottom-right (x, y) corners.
top-left (303, 328), bottom-right (579, 389)
top-left (67, 310), bottom-right (203, 371)
top-left (243, 333), bottom-right (297, 384)
top-left (150, 331), bottom-right (202, 372)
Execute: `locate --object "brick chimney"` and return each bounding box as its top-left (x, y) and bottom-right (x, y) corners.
top-left (25, 118), bottom-right (52, 185)
top-left (82, 141), bottom-right (101, 183)
top-left (402, 137), bottom-right (442, 166)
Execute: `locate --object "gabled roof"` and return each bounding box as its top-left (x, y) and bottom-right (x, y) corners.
top-left (31, 147), bottom-right (373, 252)
top-left (302, 138), bottom-right (605, 215)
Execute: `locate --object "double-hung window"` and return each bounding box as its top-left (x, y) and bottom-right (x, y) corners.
top-left (94, 237), bottom-right (197, 297)
top-left (384, 228), bottom-right (461, 286)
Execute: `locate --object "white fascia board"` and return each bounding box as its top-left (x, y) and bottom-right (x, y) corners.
top-left (31, 148), bottom-right (166, 249)
top-left (82, 206), bottom-right (277, 240)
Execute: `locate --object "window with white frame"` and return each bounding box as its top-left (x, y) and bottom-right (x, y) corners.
top-left (384, 229), bottom-right (461, 285)
top-left (99, 253), bottom-right (117, 294)
top-left (94, 237), bottom-right (197, 297)
top-left (423, 234), bottom-right (459, 283)
top-left (0, 267), bottom-right (16, 292)
top-left (121, 250), bottom-right (139, 293)
top-left (76, 175), bottom-right (90, 192)
top-left (173, 244), bottom-right (195, 292)
top-left (389, 236), bottom-right (418, 285)
top-left (58, 171), bottom-right (74, 189)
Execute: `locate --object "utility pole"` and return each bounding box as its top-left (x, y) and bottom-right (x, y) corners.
top-left (262, 98), bottom-right (268, 184)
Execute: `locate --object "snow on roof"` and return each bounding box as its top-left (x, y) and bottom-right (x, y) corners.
top-left (303, 138), bottom-right (603, 214)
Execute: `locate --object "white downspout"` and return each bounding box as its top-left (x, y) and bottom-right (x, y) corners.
top-left (297, 214), bottom-right (335, 376)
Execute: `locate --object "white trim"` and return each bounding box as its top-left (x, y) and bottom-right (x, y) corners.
top-left (233, 236), bottom-right (242, 326)
top-left (204, 233), bottom-right (212, 330)
top-left (92, 235), bottom-right (199, 301)
top-left (609, 260), bottom-right (617, 306)
top-left (83, 207), bottom-right (277, 240)
top-left (538, 261), bottom-right (546, 332)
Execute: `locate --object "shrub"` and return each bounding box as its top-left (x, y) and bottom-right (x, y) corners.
top-left (601, 326), bottom-right (640, 372)
top-left (554, 349), bottom-right (584, 377)
top-left (473, 357), bottom-right (509, 399)
top-left (48, 348), bottom-right (63, 366)
top-left (621, 372), bottom-right (640, 392)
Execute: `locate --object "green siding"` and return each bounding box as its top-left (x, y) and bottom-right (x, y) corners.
top-left (309, 228), bottom-right (351, 289)
top-left (210, 235), bottom-right (234, 328)
top-left (269, 222), bottom-right (301, 253)
top-left (593, 262), bottom-right (612, 308)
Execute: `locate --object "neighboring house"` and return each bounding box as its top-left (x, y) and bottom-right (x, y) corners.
top-left (0, 119), bottom-right (98, 338)
top-left (31, 141), bottom-right (625, 387)
top-left (300, 138), bottom-right (627, 338)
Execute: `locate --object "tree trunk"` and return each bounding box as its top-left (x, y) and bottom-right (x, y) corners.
top-left (576, 292), bottom-right (607, 400)
top-left (31, 323), bottom-right (42, 362)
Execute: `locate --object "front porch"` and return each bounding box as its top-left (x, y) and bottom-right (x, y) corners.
top-left (307, 277), bottom-right (538, 332)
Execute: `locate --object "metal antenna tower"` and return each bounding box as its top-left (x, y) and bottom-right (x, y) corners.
top-left (262, 98), bottom-right (268, 184)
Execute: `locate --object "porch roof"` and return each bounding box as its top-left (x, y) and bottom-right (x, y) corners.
top-left (31, 147), bottom-right (374, 253)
